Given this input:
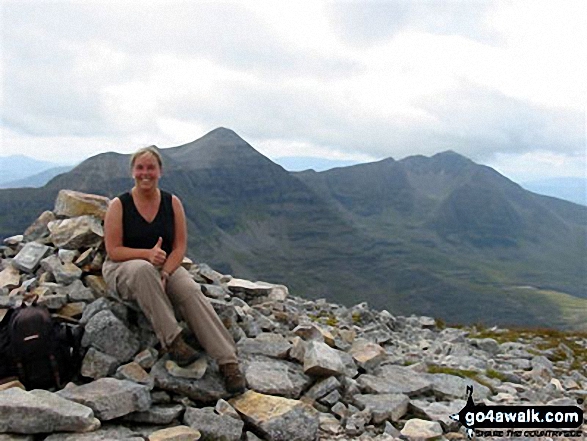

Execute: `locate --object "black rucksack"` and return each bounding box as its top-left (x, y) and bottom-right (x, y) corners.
top-left (0, 297), bottom-right (84, 390)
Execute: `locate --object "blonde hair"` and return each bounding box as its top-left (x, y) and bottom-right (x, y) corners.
top-left (130, 146), bottom-right (163, 169)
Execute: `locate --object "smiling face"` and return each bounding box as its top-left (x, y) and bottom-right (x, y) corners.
top-left (131, 152), bottom-right (162, 191)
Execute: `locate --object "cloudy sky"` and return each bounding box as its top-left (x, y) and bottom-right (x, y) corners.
top-left (1, 0), bottom-right (585, 182)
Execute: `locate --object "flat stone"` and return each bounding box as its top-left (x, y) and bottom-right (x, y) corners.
top-left (303, 341), bottom-right (347, 376)
top-left (237, 333), bottom-right (292, 359)
top-left (426, 373), bottom-right (491, 400)
top-left (0, 265), bottom-right (20, 290)
top-left (3, 235), bottom-right (23, 246)
top-left (229, 390), bottom-right (319, 441)
top-left (352, 394), bottom-right (409, 423)
top-left (115, 362), bottom-right (154, 389)
top-left (165, 358), bottom-right (208, 380)
top-left (215, 399), bottom-right (241, 420)
top-left (81, 309), bottom-right (140, 363)
top-left (0, 388), bottom-right (99, 434)
top-left (57, 378), bottom-right (151, 421)
top-left (304, 376), bottom-right (341, 401)
top-left (48, 216), bottom-right (104, 250)
top-left (12, 242), bottom-right (51, 273)
top-left (44, 426), bottom-right (141, 440)
top-left (357, 365), bottom-right (432, 396)
top-left (183, 407), bottom-right (244, 441)
top-left (124, 404), bottom-right (185, 425)
top-left (54, 190), bottom-right (110, 220)
top-left (244, 356), bottom-right (312, 399)
top-left (400, 418), bottom-right (443, 439)
top-left (148, 425), bottom-right (201, 441)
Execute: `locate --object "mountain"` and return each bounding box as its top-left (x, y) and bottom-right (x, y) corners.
top-left (1, 128), bottom-right (586, 329)
top-left (0, 165), bottom-right (74, 188)
top-left (0, 155), bottom-right (68, 186)
top-left (522, 177), bottom-right (586, 206)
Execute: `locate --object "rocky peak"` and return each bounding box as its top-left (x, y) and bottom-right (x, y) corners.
top-left (0, 189), bottom-right (586, 440)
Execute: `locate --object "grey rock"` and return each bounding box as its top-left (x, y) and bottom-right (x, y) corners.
top-left (318, 389), bottom-right (341, 407)
top-left (426, 373), bottom-right (491, 400)
top-left (23, 210), bottom-right (56, 242)
top-left (215, 399), bottom-right (241, 420)
top-left (57, 378), bottom-right (151, 421)
top-left (0, 388), bottom-right (99, 434)
top-left (244, 356), bottom-right (312, 399)
top-left (38, 294), bottom-right (68, 310)
top-left (237, 333), bottom-right (292, 359)
top-left (124, 404), bottom-right (185, 425)
top-left (229, 391), bottom-right (319, 441)
top-left (81, 309), bottom-right (140, 362)
top-left (358, 365), bottom-right (431, 396)
top-left (470, 337), bottom-right (501, 354)
top-left (303, 341), bottom-right (347, 376)
top-left (66, 280), bottom-right (96, 302)
top-left (151, 358), bottom-right (229, 403)
top-left (81, 347), bottom-right (119, 380)
top-left (304, 376), bottom-right (341, 401)
top-left (48, 216), bottom-right (104, 250)
top-left (183, 407), bottom-right (244, 441)
top-left (41, 255), bottom-right (83, 285)
top-left (12, 242), bottom-right (51, 273)
top-left (410, 399), bottom-right (466, 431)
top-left (400, 418), bottom-right (443, 439)
top-left (44, 426), bottom-right (140, 440)
top-left (58, 249), bottom-right (80, 264)
top-left (201, 284), bottom-right (231, 300)
top-left (352, 393), bottom-right (409, 423)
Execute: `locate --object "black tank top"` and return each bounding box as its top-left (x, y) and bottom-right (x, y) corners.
top-left (119, 190), bottom-right (174, 255)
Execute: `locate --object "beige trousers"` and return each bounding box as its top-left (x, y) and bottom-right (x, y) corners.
top-left (102, 258), bottom-right (237, 365)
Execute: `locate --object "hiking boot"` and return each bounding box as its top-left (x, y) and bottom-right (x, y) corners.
top-left (168, 335), bottom-right (200, 367)
top-left (220, 362), bottom-right (246, 394)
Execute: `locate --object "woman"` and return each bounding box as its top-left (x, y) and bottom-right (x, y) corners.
top-left (102, 146), bottom-right (245, 394)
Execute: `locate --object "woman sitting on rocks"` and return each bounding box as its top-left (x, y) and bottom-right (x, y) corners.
top-left (102, 146), bottom-right (245, 394)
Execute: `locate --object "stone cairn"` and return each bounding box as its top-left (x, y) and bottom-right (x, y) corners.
top-left (0, 189), bottom-right (586, 441)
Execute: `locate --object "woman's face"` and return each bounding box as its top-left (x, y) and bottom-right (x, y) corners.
top-left (132, 153), bottom-right (161, 191)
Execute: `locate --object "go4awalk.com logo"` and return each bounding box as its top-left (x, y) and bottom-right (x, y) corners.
top-left (450, 386), bottom-right (584, 439)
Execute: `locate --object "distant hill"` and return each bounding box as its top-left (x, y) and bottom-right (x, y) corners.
top-left (1, 128), bottom-right (586, 329)
top-left (0, 155), bottom-right (67, 186)
top-left (522, 177), bottom-right (586, 206)
top-left (0, 165), bottom-right (74, 188)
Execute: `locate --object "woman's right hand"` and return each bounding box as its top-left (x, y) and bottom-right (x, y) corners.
top-left (149, 237), bottom-right (167, 266)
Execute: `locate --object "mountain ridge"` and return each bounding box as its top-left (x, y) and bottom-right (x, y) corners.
top-left (1, 127), bottom-right (585, 329)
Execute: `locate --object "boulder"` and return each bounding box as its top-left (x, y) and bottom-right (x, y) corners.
top-left (57, 378), bottom-right (151, 421)
top-left (229, 390), bottom-right (319, 441)
top-left (0, 388), bottom-right (99, 434)
top-left (48, 216), bottom-right (103, 250)
top-left (183, 407), bottom-right (244, 441)
top-left (54, 190), bottom-right (110, 220)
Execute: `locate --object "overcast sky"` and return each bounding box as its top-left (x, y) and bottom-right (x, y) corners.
top-left (1, 0), bottom-right (585, 182)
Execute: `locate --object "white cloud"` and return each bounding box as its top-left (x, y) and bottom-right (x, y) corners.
top-left (0, 0), bottom-right (585, 182)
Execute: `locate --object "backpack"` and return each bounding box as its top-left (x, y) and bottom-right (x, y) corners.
top-left (0, 296), bottom-right (84, 390)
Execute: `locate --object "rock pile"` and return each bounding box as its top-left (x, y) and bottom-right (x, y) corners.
top-left (0, 190), bottom-right (586, 441)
